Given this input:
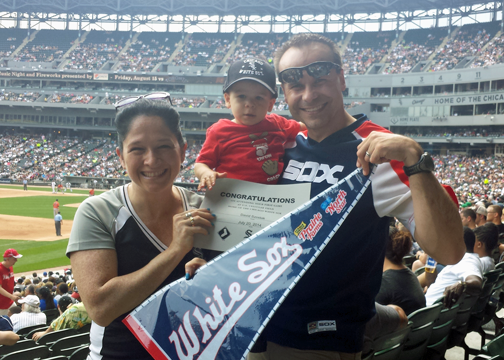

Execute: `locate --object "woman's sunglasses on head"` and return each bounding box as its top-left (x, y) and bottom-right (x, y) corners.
top-left (114, 92), bottom-right (172, 111)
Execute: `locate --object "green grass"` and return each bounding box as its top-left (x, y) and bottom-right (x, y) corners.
top-left (0, 184), bottom-right (105, 196)
top-left (0, 196), bottom-right (88, 219)
top-left (0, 239), bottom-right (70, 273)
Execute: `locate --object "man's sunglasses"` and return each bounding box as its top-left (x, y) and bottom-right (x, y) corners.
top-left (114, 92), bottom-right (172, 111)
top-left (278, 61), bottom-right (341, 84)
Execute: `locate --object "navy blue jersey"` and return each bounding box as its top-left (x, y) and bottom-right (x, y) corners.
top-left (264, 115), bottom-right (415, 352)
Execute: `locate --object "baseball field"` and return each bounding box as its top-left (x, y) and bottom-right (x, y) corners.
top-left (0, 184), bottom-right (105, 274)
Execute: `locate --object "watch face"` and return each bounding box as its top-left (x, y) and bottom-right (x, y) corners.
top-left (420, 153), bottom-right (435, 172)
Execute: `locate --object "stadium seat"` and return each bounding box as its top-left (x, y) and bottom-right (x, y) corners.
top-left (23, 326), bottom-right (49, 340)
top-left (0, 338), bottom-right (38, 356)
top-left (43, 309), bottom-right (60, 325)
top-left (0, 345), bottom-right (50, 360)
top-left (403, 255), bottom-right (416, 269)
top-left (398, 303), bottom-right (442, 360)
top-left (48, 332), bottom-right (90, 357)
top-left (42, 357), bottom-right (68, 360)
top-left (362, 323), bottom-right (412, 360)
top-left (77, 323), bottom-right (91, 334)
top-left (447, 292), bottom-right (481, 349)
top-left (36, 328), bottom-right (78, 346)
top-left (68, 345), bottom-right (90, 360)
top-left (482, 333), bottom-right (504, 358)
top-left (414, 266), bottom-right (425, 276)
top-left (424, 300), bottom-right (460, 360)
top-left (16, 324), bottom-right (48, 337)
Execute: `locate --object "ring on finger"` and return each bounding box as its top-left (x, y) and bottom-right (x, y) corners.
top-left (185, 212), bottom-right (192, 218)
top-left (189, 216), bottom-right (195, 226)
top-left (365, 151), bottom-right (372, 158)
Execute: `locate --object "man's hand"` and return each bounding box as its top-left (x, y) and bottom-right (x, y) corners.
top-left (10, 294), bottom-right (19, 302)
top-left (443, 282), bottom-right (466, 308)
top-left (356, 132), bottom-right (423, 176)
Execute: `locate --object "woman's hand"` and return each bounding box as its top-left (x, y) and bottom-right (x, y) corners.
top-left (185, 257), bottom-right (207, 279)
top-left (171, 208), bottom-right (215, 255)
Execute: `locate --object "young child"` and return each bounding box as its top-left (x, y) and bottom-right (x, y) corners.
top-left (195, 58), bottom-right (306, 190)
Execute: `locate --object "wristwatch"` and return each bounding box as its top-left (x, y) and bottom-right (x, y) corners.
top-left (403, 152), bottom-right (434, 177)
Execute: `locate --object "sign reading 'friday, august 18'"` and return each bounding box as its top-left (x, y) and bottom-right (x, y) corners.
top-left (124, 167), bottom-right (374, 360)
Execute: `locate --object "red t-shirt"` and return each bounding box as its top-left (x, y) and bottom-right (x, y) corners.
top-left (196, 114), bottom-right (302, 184)
top-left (0, 264), bottom-right (14, 309)
top-left (53, 201), bottom-right (59, 209)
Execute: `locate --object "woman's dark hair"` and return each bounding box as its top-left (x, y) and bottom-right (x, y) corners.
top-left (37, 286), bottom-right (56, 310)
top-left (385, 227), bottom-right (413, 265)
top-left (115, 99), bottom-right (185, 151)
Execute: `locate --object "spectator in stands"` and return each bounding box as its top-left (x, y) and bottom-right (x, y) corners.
top-left (473, 222), bottom-right (499, 273)
top-left (0, 249), bottom-right (22, 316)
top-left (424, 227), bottom-right (483, 306)
top-left (31, 296), bottom-right (91, 342)
top-left (376, 228), bottom-right (426, 315)
top-left (247, 33), bottom-right (464, 359)
top-left (195, 58), bottom-right (305, 190)
top-left (54, 283), bottom-right (69, 302)
top-left (11, 295), bottom-right (46, 333)
top-left (475, 206), bottom-right (487, 227)
top-left (486, 205), bottom-right (504, 234)
top-left (460, 208), bottom-right (477, 229)
top-left (36, 286), bottom-right (57, 311)
top-left (23, 285), bottom-right (35, 297)
top-left (67, 99), bottom-right (216, 359)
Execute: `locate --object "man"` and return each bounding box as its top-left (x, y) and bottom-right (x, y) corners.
top-left (55, 211), bottom-right (63, 236)
top-left (53, 199), bottom-right (59, 217)
top-left (11, 295), bottom-right (46, 333)
top-left (248, 34), bottom-right (465, 359)
top-left (475, 206), bottom-right (487, 227)
top-left (66, 181), bottom-right (72, 193)
top-left (0, 249), bottom-right (22, 316)
top-left (51, 181), bottom-right (56, 194)
top-left (460, 208), bottom-right (477, 229)
top-left (31, 296), bottom-right (90, 341)
top-left (425, 227), bottom-right (483, 306)
top-left (22, 179), bottom-right (27, 191)
top-left (473, 222), bottom-right (499, 273)
top-left (89, 188), bottom-right (95, 197)
top-left (486, 205), bottom-right (504, 234)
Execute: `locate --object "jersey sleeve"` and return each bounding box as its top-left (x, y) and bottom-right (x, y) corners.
top-left (66, 196), bottom-right (117, 256)
top-left (196, 123), bottom-right (222, 170)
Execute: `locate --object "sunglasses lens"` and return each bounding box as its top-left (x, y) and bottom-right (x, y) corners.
top-left (307, 63), bottom-right (333, 79)
top-left (280, 69), bottom-right (301, 84)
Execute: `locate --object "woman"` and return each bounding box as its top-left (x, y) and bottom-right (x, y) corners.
top-left (67, 98), bottom-right (216, 360)
top-left (37, 286), bottom-right (57, 311)
top-left (375, 227), bottom-right (426, 315)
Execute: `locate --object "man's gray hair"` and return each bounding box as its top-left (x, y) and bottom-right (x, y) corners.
top-left (22, 303), bottom-right (41, 313)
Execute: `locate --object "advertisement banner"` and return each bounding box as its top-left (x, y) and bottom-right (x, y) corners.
top-left (124, 167), bottom-right (374, 360)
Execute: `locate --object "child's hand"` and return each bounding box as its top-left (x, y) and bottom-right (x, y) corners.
top-left (197, 170), bottom-right (228, 191)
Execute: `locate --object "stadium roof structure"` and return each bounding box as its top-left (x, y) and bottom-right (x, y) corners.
top-left (0, 0), bottom-right (499, 16)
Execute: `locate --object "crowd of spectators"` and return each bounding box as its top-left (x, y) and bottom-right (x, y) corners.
top-left (0, 91), bottom-right (40, 102)
top-left (399, 128), bottom-right (504, 138)
top-left (47, 93), bottom-right (94, 104)
top-left (227, 36), bottom-right (285, 64)
top-left (172, 38), bottom-right (231, 66)
top-left (429, 27), bottom-right (492, 72)
top-left (342, 45), bottom-right (388, 75)
top-left (102, 94), bottom-right (206, 108)
top-left (14, 45), bottom-right (64, 62)
top-left (117, 38), bottom-right (173, 72)
top-left (382, 42), bottom-right (434, 74)
top-left (434, 154), bottom-right (504, 204)
top-left (64, 42), bottom-right (122, 71)
top-left (471, 32), bottom-right (504, 68)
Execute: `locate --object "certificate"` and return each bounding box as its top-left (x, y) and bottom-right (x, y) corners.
top-left (194, 178), bottom-right (311, 251)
